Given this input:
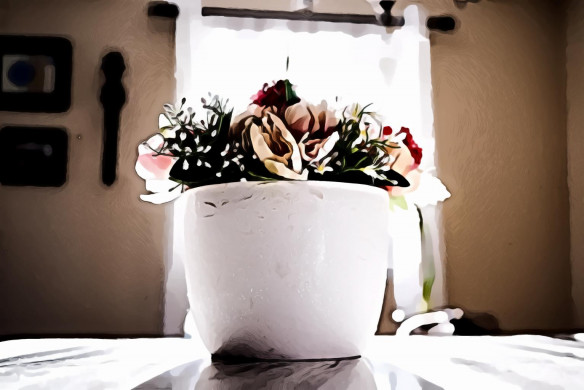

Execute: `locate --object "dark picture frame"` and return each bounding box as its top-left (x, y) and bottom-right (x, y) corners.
top-left (0, 35), bottom-right (72, 113)
top-left (0, 126), bottom-right (69, 187)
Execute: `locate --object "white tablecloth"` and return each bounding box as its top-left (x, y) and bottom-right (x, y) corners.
top-left (1, 335), bottom-right (583, 389)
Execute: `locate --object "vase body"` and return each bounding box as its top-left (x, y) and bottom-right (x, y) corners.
top-left (176, 181), bottom-right (390, 360)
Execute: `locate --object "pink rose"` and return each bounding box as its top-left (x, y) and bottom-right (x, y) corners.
top-left (135, 134), bottom-right (182, 204)
top-left (285, 100), bottom-right (340, 163)
top-left (381, 126), bottom-right (421, 196)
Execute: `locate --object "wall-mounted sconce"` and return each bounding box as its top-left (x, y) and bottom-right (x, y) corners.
top-left (427, 16), bottom-right (457, 32)
top-left (454, 0), bottom-right (480, 9)
top-left (148, 1), bottom-right (179, 19)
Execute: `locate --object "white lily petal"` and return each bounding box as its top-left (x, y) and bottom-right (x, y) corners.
top-left (362, 166), bottom-right (383, 179)
top-left (140, 185), bottom-right (182, 204)
top-left (143, 134), bottom-right (165, 151)
top-left (312, 132), bottom-right (340, 163)
top-left (406, 173), bottom-right (451, 207)
top-left (158, 113), bottom-right (173, 129)
top-left (161, 129), bottom-right (176, 138)
top-left (145, 179), bottom-right (177, 193)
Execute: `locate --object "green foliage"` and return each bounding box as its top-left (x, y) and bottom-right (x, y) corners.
top-left (313, 103), bottom-right (409, 188)
top-left (146, 90), bottom-right (411, 193)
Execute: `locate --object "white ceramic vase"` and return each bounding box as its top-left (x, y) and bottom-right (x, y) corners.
top-left (176, 181), bottom-right (390, 360)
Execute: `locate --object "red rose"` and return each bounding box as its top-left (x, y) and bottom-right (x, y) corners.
top-left (397, 127), bottom-right (422, 166)
top-left (382, 125), bottom-right (393, 139)
top-left (251, 80), bottom-right (300, 114)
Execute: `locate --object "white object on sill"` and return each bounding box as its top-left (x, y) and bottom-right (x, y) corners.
top-left (396, 308), bottom-right (464, 336)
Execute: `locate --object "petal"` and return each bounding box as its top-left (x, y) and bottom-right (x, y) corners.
top-left (388, 141), bottom-right (416, 177)
top-left (159, 113), bottom-right (172, 129)
top-left (405, 172), bottom-right (451, 207)
top-left (285, 102), bottom-right (310, 131)
top-left (264, 160), bottom-right (308, 180)
top-left (306, 104), bottom-right (321, 134)
top-left (140, 185), bottom-right (182, 204)
top-left (312, 131), bottom-right (340, 162)
top-left (135, 152), bottom-right (176, 181)
top-left (324, 110), bottom-right (339, 132)
top-left (266, 112), bottom-right (303, 173)
top-left (145, 178), bottom-right (178, 193)
top-left (249, 123), bottom-right (276, 162)
top-left (138, 133), bottom-right (166, 153)
top-left (362, 166), bottom-right (379, 179)
top-left (362, 113), bottom-right (381, 139)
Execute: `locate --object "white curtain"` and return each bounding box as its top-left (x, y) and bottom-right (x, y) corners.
top-left (165, 0), bottom-right (442, 334)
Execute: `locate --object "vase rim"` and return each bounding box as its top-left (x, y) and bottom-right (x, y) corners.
top-left (181, 180), bottom-right (389, 197)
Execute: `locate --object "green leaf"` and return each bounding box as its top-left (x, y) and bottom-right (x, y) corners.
top-left (423, 276), bottom-right (435, 304)
top-left (248, 171), bottom-right (278, 181)
top-left (389, 195), bottom-right (408, 211)
top-left (284, 79), bottom-right (300, 105)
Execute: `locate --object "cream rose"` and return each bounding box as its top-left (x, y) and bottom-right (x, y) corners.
top-left (230, 107), bottom-right (307, 180)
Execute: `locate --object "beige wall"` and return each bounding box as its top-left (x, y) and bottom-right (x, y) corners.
top-left (567, 0), bottom-right (584, 329)
top-left (0, 0), bottom-right (175, 336)
top-left (0, 0), bottom-right (577, 335)
top-left (426, 0), bottom-right (572, 330)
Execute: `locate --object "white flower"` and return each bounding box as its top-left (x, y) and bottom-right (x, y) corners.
top-left (344, 104), bottom-right (382, 147)
top-left (361, 166), bottom-right (383, 180)
top-left (158, 114), bottom-right (179, 138)
top-left (140, 185), bottom-right (182, 204)
top-left (404, 171), bottom-right (451, 207)
top-left (312, 156), bottom-right (334, 175)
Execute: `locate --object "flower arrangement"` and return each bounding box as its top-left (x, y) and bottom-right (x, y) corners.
top-left (136, 80), bottom-right (426, 204)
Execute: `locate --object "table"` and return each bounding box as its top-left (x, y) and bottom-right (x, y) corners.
top-left (1, 334), bottom-right (583, 389)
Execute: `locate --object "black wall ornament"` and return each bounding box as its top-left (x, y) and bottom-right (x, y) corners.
top-left (99, 51), bottom-right (126, 187)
